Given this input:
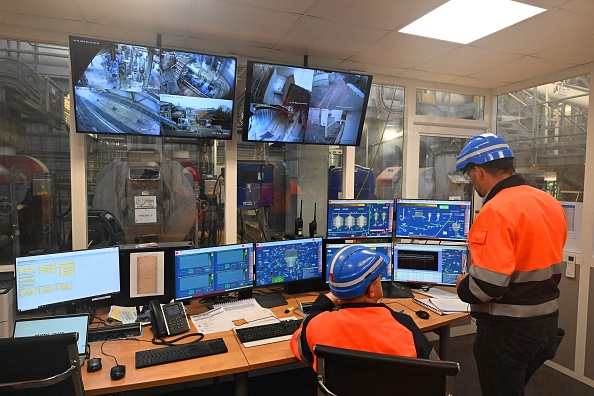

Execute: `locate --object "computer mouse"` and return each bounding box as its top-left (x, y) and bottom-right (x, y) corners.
top-left (86, 357), bottom-right (102, 373)
top-left (110, 364), bottom-right (126, 380)
top-left (416, 310), bottom-right (430, 320)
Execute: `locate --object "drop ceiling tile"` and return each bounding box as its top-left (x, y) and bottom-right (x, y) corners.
top-left (473, 7), bottom-right (594, 55)
top-left (351, 31), bottom-right (459, 69)
top-left (221, 0), bottom-right (318, 14)
top-left (414, 46), bottom-right (523, 76)
top-left (470, 56), bottom-right (576, 84)
top-left (559, 0), bottom-right (594, 16)
top-left (449, 76), bottom-right (509, 89)
top-left (534, 34), bottom-right (594, 65)
top-left (274, 15), bottom-right (386, 59)
top-left (187, 0), bottom-right (300, 47)
top-left (306, 0), bottom-right (445, 31)
top-left (397, 68), bottom-right (460, 84)
top-left (336, 60), bottom-right (407, 77)
top-left (2, 0), bottom-right (84, 20)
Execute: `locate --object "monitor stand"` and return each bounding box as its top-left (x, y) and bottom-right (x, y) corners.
top-left (254, 293), bottom-right (288, 308)
top-left (382, 282), bottom-right (414, 298)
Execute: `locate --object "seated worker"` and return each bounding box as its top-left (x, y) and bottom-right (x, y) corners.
top-left (290, 245), bottom-right (438, 370)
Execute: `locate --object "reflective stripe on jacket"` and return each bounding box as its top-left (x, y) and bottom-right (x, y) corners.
top-left (460, 181), bottom-right (567, 319)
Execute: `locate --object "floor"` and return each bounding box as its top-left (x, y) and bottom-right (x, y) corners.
top-left (145, 334), bottom-right (594, 396)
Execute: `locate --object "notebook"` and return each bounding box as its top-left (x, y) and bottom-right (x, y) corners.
top-left (13, 313), bottom-right (90, 365)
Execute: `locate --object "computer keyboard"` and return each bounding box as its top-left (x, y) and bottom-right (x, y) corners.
top-left (234, 319), bottom-right (303, 344)
top-left (135, 338), bottom-right (228, 369)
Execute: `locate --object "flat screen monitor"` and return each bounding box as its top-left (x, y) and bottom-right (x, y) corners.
top-left (242, 60), bottom-right (372, 146)
top-left (69, 36), bottom-right (237, 139)
top-left (324, 242), bottom-right (392, 283)
top-left (113, 241), bottom-right (193, 307)
top-left (173, 243), bottom-right (254, 301)
top-left (393, 243), bottom-right (468, 287)
top-left (254, 238), bottom-right (323, 287)
top-left (327, 199), bottom-right (394, 239)
top-left (15, 246), bottom-right (120, 313)
top-left (395, 199), bottom-right (472, 241)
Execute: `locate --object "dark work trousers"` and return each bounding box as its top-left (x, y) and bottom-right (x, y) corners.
top-left (473, 319), bottom-right (564, 396)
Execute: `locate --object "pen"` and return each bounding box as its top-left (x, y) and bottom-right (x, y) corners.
top-left (284, 306), bottom-right (295, 314)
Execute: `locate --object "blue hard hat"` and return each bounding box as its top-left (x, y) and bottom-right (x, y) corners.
top-left (456, 133), bottom-right (514, 171)
top-left (328, 245), bottom-right (389, 299)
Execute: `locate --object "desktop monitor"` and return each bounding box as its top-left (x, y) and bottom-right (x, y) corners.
top-left (327, 199), bottom-right (394, 239)
top-left (173, 243), bottom-right (254, 301)
top-left (242, 60), bottom-right (373, 146)
top-left (15, 246), bottom-right (120, 313)
top-left (392, 243), bottom-right (469, 287)
top-left (69, 36), bottom-right (237, 139)
top-left (113, 241), bottom-right (193, 307)
top-left (394, 199), bottom-right (472, 241)
top-left (254, 238), bottom-right (323, 307)
top-left (324, 242), bottom-right (392, 283)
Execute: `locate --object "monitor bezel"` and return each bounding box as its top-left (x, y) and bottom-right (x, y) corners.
top-left (69, 35), bottom-right (238, 140)
top-left (394, 198), bottom-right (472, 242)
top-left (242, 60), bottom-right (373, 147)
top-left (323, 241), bottom-right (393, 284)
top-left (392, 242), bottom-right (469, 287)
top-left (326, 199), bottom-right (395, 239)
top-left (254, 237), bottom-right (324, 289)
top-left (173, 243), bottom-right (254, 302)
top-left (15, 246), bottom-right (121, 313)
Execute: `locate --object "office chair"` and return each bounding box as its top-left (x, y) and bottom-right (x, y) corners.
top-left (0, 332), bottom-right (84, 395)
top-left (314, 345), bottom-right (460, 396)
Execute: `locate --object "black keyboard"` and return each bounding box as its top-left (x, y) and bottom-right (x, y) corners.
top-left (234, 320), bottom-right (303, 343)
top-left (135, 338), bottom-right (228, 369)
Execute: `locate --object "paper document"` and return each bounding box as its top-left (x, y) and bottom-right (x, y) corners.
top-left (190, 299), bottom-right (276, 334)
top-left (412, 288), bottom-right (458, 299)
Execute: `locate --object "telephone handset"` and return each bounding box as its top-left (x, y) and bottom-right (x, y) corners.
top-left (148, 299), bottom-right (190, 338)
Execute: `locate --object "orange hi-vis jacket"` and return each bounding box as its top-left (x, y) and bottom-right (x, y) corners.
top-left (290, 294), bottom-right (437, 371)
top-left (457, 176), bottom-right (567, 320)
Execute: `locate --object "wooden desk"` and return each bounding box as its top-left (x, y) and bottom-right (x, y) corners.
top-left (82, 292), bottom-right (467, 395)
top-left (82, 306), bottom-right (249, 396)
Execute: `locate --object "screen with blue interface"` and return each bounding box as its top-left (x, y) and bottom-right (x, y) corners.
top-left (327, 199), bottom-right (394, 239)
top-left (395, 199), bottom-right (471, 241)
top-left (255, 238), bottom-right (323, 287)
top-left (393, 243), bottom-right (468, 286)
top-left (324, 242), bottom-right (392, 283)
top-left (173, 243), bottom-right (254, 300)
top-left (15, 246), bottom-right (120, 312)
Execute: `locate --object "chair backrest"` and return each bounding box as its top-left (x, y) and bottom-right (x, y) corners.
top-left (0, 332), bottom-right (84, 396)
top-left (314, 345), bottom-right (460, 396)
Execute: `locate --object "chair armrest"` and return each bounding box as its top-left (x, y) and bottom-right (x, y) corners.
top-left (0, 362), bottom-right (78, 391)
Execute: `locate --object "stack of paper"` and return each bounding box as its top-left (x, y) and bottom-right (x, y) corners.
top-left (412, 297), bottom-right (469, 315)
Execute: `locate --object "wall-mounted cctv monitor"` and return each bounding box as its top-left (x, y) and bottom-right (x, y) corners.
top-left (394, 199), bottom-right (472, 242)
top-left (69, 36), bottom-right (237, 139)
top-left (242, 60), bottom-right (372, 146)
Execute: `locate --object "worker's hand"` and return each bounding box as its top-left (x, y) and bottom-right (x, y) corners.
top-left (456, 273), bottom-right (469, 289)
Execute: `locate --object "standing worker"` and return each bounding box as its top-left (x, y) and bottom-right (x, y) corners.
top-left (290, 245), bottom-right (438, 371)
top-left (455, 133), bottom-right (567, 396)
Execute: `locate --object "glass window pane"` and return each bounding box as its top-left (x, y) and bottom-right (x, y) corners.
top-left (496, 76), bottom-right (588, 254)
top-left (0, 39), bottom-right (71, 264)
top-left (416, 89), bottom-right (484, 120)
top-left (237, 142), bottom-right (329, 242)
top-left (88, 136), bottom-right (220, 246)
top-left (418, 136), bottom-right (473, 200)
top-left (356, 85), bottom-right (405, 200)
